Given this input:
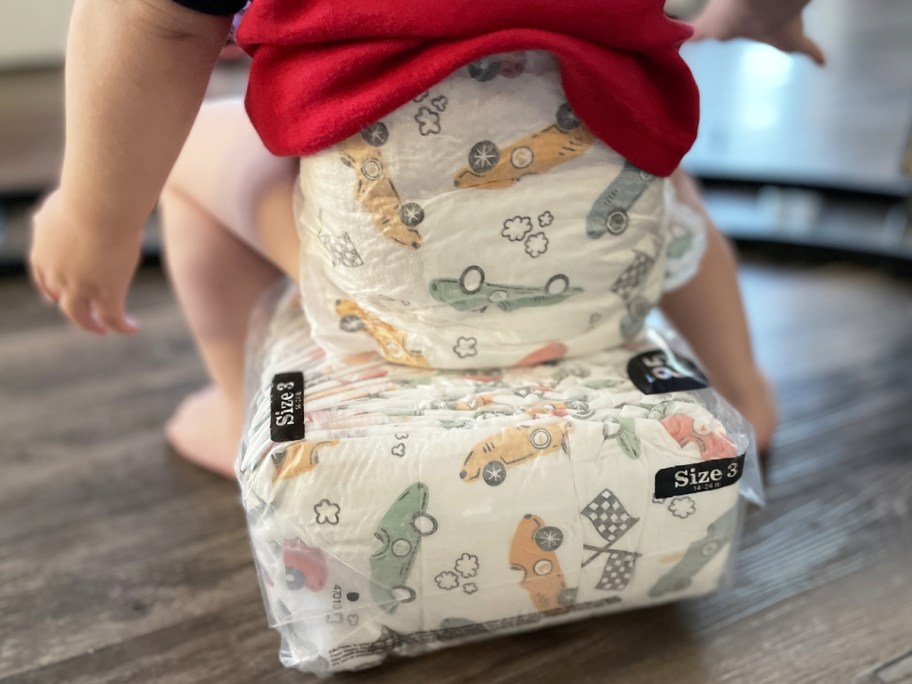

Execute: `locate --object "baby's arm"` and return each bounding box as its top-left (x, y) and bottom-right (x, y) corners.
top-left (30, 0), bottom-right (232, 334)
top-left (692, 0), bottom-right (825, 65)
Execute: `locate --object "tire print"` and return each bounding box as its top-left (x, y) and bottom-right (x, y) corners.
top-left (454, 103), bottom-right (595, 190)
top-left (338, 123), bottom-right (425, 249)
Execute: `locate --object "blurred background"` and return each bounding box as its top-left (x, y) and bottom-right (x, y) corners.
top-left (1, 2), bottom-right (910, 683)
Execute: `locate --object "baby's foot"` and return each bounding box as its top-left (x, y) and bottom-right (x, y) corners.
top-left (723, 370), bottom-right (778, 454)
top-left (165, 385), bottom-right (242, 478)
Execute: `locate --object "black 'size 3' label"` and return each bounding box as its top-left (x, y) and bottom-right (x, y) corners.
top-left (655, 454), bottom-right (745, 499)
top-left (270, 372), bottom-right (305, 442)
top-left (627, 349), bottom-right (709, 395)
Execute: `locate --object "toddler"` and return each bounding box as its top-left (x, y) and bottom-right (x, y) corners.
top-left (30, 0), bottom-right (822, 477)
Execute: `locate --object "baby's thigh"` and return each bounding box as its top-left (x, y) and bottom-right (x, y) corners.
top-left (167, 97), bottom-right (297, 255)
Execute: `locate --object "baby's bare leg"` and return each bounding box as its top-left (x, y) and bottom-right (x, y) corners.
top-left (660, 170), bottom-right (777, 451)
top-left (160, 99), bottom-right (298, 476)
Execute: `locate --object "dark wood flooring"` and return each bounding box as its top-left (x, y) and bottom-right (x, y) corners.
top-left (1, 257), bottom-right (910, 684)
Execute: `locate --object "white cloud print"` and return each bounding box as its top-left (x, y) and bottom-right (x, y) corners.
top-left (435, 571), bottom-right (459, 590)
top-left (455, 553), bottom-right (479, 578)
top-left (314, 499), bottom-right (341, 525)
top-left (415, 107), bottom-right (442, 136)
top-left (524, 232), bottom-right (549, 258)
top-left (453, 337), bottom-right (478, 359)
top-left (502, 216), bottom-right (533, 242)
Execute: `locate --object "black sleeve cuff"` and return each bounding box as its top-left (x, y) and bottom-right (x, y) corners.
top-left (170, 0), bottom-right (247, 16)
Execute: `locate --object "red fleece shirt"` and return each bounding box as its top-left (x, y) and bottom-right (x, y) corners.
top-left (236, 0), bottom-right (699, 177)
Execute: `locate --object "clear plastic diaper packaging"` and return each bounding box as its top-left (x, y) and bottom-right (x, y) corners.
top-left (237, 282), bottom-right (763, 675)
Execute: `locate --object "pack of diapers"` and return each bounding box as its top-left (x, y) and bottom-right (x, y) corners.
top-left (238, 49), bottom-right (758, 675)
top-left (238, 284), bottom-right (762, 675)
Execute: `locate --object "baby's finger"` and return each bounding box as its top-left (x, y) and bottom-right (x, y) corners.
top-left (59, 292), bottom-right (107, 335)
top-left (798, 35), bottom-right (826, 66)
top-left (93, 295), bottom-right (139, 335)
top-left (31, 268), bottom-right (59, 305)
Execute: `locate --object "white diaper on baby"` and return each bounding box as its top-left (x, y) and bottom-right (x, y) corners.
top-left (293, 51), bottom-right (706, 370)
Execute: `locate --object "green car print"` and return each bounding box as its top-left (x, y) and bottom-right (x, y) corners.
top-left (370, 482), bottom-right (439, 612)
top-left (586, 161), bottom-right (656, 239)
top-left (429, 265), bottom-right (583, 313)
top-left (648, 504), bottom-right (739, 598)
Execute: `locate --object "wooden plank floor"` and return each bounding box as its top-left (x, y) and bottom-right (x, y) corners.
top-left (1, 257), bottom-right (910, 684)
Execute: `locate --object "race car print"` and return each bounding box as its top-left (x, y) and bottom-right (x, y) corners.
top-left (335, 299), bottom-right (432, 369)
top-left (272, 439), bottom-right (340, 481)
top-left (586, 161), bottom-right (657, 238)
top-left (509, 514), bottom-right (576, 613)
top-left (370, 483), bottom-right (439, 612)
top-left (429, 265), bottom-right (583, 313)
top-left (282, 539), bottom-right (328, 592)
top-left (460, 421), bottom-right (571, 486)
top-left (454, 104), bottom-right (595, 189)
top-left (660, 414), bottom-right (738, 460)
top-left (339, 123), bottom-right (425, 249)
top-left (649, 504), bottom-right (739, 597)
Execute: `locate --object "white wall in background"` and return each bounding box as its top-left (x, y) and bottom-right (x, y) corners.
top-left (0, 0), bottom-right (74, 69)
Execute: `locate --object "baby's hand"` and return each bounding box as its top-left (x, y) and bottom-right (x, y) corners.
top-left (30, 189), bottom-right (142, 335)
top-left (691, 0), bottom-right (826, 66)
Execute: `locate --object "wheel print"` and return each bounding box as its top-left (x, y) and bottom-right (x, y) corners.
top-left (468, 141), bottom-right (500, 174)
top-left (534, 526), bottom-right (564, 551)
top-left (529, 427), bottom-right (553, 450)
top-left (339, 314), bottom-right (365, 332)
top-left (411, 512), bottom-right (439, 536)
top-left (701, 541), bottom-right (721, 557)
top-left (391, 539), bottom-right (412, 557)
top-left (458, 265), bottom-right (486, 295)
top-left (545, 274), bottom-right (570, 295)
top-left (557, 587), bottom-right (578, 607)
top-left (556, 103), bottom-right (581, 132)
top-left (468, 57), bottom-right (501, 82)
top-left (360, 158), bottom-right (383, 181)
top-left (533, 559), bottom-right (553, 576)
top-left (607, 210), bottom-right (629, 235)
top-left (391, 586), bottom-right (417, 603)
top-left (361, 122), bottom-right (390, 147)
top-left (399, 202), bottom-right (425, 227)
top-left (285, 567), bottom-right (307, 590)
top-left (628, 295), bottom-right (651, 321)
top-left (482, 460), bottom-right (507, 486)
top-left (510, 146), bottom-right (534, 169)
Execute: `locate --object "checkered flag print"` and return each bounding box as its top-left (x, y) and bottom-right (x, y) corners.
top-left (582, 489), bottom-right (638, 545)
top-left (610, 252), bottom-right (655, 302)
top-left (595, 550), bottom-right (640, 592)
top-left (319, 231), bottom-right (364, 268)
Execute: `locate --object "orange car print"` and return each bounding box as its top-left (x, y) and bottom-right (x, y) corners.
top-left (509, 514), bottom-right (576, 613)
top-left (339, 125), bottom-right (425, 249)
top-left (460, 421), bottom-right (571, 485)
top-left (272, 439), bottom-right (340, 481)
top-left (335, 299), bottom-right (431, 369)
top-left (454, 104), bottom-right (595, 190)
